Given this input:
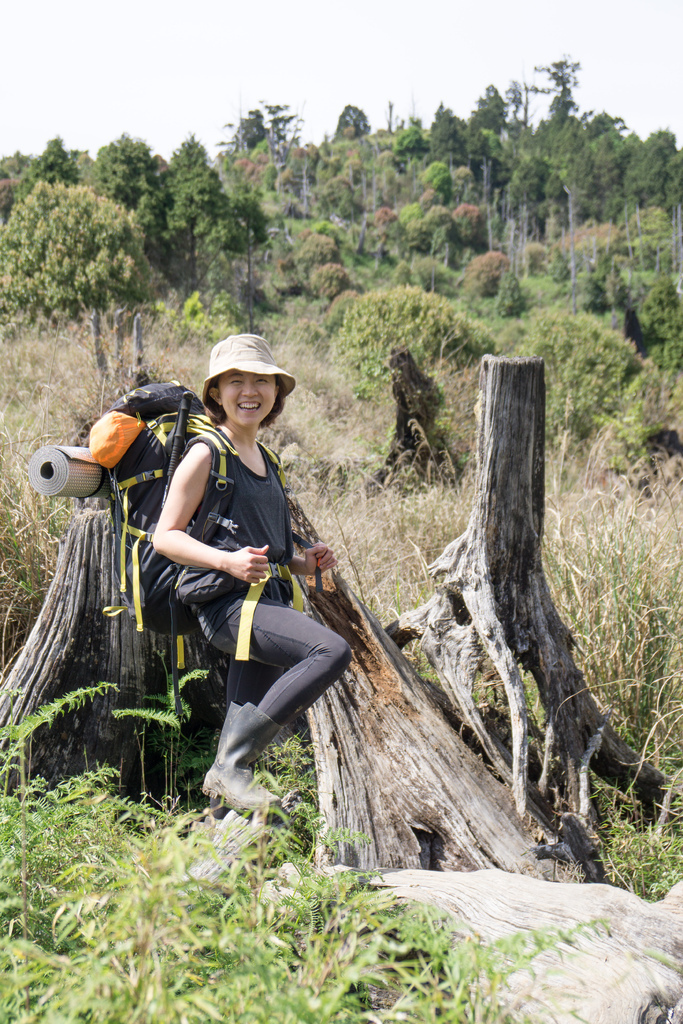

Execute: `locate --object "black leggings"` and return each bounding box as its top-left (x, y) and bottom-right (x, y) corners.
top-left (197, 595), bottom-right (352, 727)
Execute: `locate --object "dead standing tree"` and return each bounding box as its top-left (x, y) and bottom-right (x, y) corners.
top-left (387, 356), bottom-right (664, 820)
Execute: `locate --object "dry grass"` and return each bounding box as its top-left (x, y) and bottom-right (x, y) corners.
top-left (544, 471), bottom-right (683, 769)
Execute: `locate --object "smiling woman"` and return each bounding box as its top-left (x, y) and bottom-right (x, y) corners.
top-left (153, 334), bottom-right (352, 813)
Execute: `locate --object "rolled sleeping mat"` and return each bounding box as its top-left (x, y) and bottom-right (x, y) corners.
top-left (28, 446), bottom-right (110, 499)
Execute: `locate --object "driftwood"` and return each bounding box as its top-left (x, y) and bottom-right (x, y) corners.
top-left (375, 867), bottom-right (683, 1024)
top-left (387, 356), bottom-right (666, 823)
top-left (0, 508), bottom-right (231, 791)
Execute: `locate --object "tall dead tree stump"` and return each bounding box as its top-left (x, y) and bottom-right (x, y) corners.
top-left (388, 355), bottom-right (665, 825)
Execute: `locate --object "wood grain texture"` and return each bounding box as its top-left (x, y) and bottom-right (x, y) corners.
top-left (0, 509), bottom-right (230, 790)
top-left (375, 867), bottom-right (683, 1024)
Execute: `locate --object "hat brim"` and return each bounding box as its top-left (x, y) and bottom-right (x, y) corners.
top-left (202, 361), bottom-right (296, 405)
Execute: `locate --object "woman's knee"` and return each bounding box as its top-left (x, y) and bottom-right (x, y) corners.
top-left (326, 632), bottom-right (352, 675)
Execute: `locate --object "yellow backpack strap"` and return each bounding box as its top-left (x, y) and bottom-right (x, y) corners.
top-left (259, 442), bottom-right (287, 490)
top-left (235, 563), bottom-right (303, 661)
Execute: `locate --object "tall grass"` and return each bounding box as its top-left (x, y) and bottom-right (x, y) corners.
top-left (545, 480), bottom-right (683, 768)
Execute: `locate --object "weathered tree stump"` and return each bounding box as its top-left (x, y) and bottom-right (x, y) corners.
top-left (0, 509), bottom-right (230, 790)
top-left (387, 356), bottom-right (666, 826)
top-left (370, 347), bottom-right (451, 489)
top-left (288, 500), bottom-right (560, 877)
top-left (374, 868), bottom-right (683, 1024)
top-left (2, 355), bottom-right (666, 884)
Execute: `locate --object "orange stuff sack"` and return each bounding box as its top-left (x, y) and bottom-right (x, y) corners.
top-left (89, 411), bottom-right (147, 468)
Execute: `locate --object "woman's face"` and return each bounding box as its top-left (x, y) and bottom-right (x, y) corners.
top-left (213, 369), bottom-right (278, 428)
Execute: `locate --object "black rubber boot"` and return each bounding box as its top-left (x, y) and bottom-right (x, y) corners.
top-left (202, 702), bottom-right (282, 810)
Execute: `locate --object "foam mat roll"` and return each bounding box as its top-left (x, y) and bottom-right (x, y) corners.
top-left (28, 446), bottom-right (109, 499)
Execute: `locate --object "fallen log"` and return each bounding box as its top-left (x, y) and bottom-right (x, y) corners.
top-left (374, 866), bottom-right (683, 1024)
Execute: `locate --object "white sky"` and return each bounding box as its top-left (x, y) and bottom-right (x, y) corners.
top-left (4, 0), bottom-right (681, 162)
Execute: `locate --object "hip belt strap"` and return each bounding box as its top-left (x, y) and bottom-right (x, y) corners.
top-left (235, 563), bottom-right (303, 661)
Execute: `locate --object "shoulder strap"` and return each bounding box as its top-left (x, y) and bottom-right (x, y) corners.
top-left (258, 441), bottom-right (288, 491)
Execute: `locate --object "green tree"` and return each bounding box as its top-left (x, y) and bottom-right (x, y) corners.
top-left (0, 152), bottom-right (30, 179)
top-left (225, 109), bottom-right (267, 152)
top-left (166, 136), bottom-right (236, 294)
top-left (0, 182), bottom-right (150, 320)
top-left (494, 273), bottom-right (526, 317)
top-left (466, 87), bottom-right (506, 187)
top-left (228, 180), bottom-right (268, 330)
top-left (535, 57), bottom-right (581, 121)
top-left (428, 104), bottom-right (467, 165)
top-left (16, 137), bottom-right (80, 201)
top-left (624, 130), bottom-right (677, 208)
top-left (0, 180), bottom-right (17, 223)
top-left (92, 135), bottom-right (167, 258)
top-left (261, 104), bottom-right (303, 188)
top-left (393, 123), bottom-right (429, 163)
top-left (422, 162), bottom-right (452, 204)
top-left (469, 86), bottom-right (507, 135)
top-left (640, 277), bottom-right (683, 372)
top-left (335, 105), bottom-right (370, 139)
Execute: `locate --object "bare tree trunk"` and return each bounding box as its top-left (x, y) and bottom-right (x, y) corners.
top-left (91, 311), bottom-right (107, 377)
top-left (564, 186), bottom-right (577, 314)
top-left (114, 308), bottom-right (125, 368)
top-left (132, 314), bottom-right (143, 368)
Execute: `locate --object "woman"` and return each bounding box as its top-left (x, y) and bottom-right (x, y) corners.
top-left (154, 334), bottom-right (352, 810)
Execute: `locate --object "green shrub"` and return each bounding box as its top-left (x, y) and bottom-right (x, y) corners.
top-left (421, 161), bottom-right (452, 204)
top-left (521, 312), bottom-right (643, 443)
top-left (412, 256), bottom-right (448, 293)
top-left (463, 251), bottom-right (510, 297)
top-left (398, 202), bottom-right (422, 227)
top-left (261, 162), bottom-right (277, 190)
top-left (452, 203), bottom-right (484, 247)
top-left (640, 276), bottom-right (683, 372)
top-left (310, 262), bottom-right (351, 300)
top-left (294, 232), bottom-right (340, 280)
top-left (307, 219), bottom-right (343, 244)
top-left (523, 241), bottom-right (547, 275)
top-left (494, 273), bottom-right (526, 317)
top-left (0, 182), bottom-right (151, 320)
top-left (337, 285), bottom-right (492, 396)
top-left (324, 288), bottom-right (359, 333)
top-left (549, 248), bottom-right (570, 283)
top-left (394, 259), bottom-right (412, 285)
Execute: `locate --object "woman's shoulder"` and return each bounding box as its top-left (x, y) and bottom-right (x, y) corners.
top-left (181, 438), bottom-right (214, 468)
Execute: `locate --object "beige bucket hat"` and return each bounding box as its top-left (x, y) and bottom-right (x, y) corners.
top-left (202, 334), bottom-right (296, 405)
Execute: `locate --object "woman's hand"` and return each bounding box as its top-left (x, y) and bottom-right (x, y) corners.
top-left (224, 545), bottom-right (270, 584)
top-left (294, 542), bottom-right (337, 577)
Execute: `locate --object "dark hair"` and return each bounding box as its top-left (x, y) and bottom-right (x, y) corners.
top-left (203, 374), bottom-right (286, 428)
